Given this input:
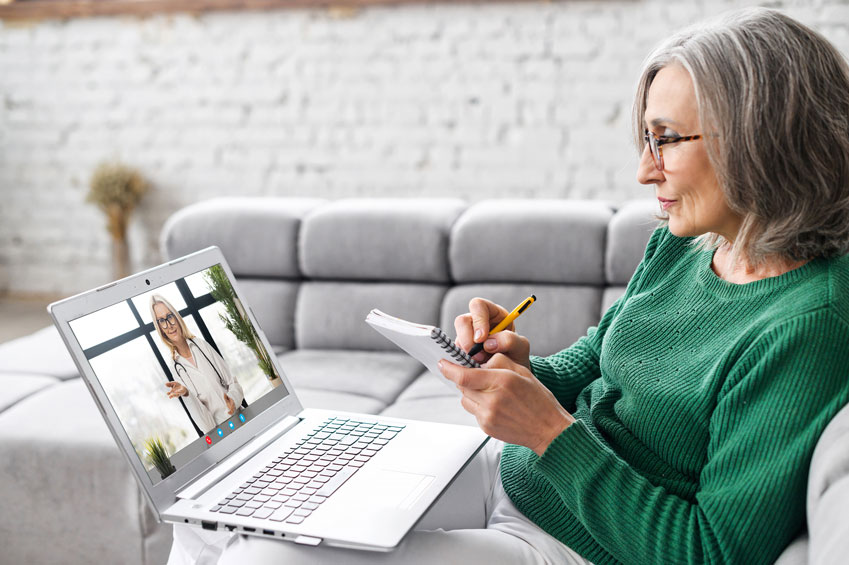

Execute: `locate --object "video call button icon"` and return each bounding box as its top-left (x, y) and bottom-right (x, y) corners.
top-left (205, 436), bottom-right (212, 445)
top-left (217, 428), bottom-right (224, 437)
top-left (239, 414), bottom-right (246, 423)
top-left (228, 421), bottom-right (235, 430)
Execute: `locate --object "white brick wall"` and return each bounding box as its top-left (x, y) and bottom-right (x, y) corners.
top-left (0, 0), bottom-right (841, 295)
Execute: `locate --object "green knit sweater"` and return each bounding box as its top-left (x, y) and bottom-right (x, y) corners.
top-left (501, 227), bottom-right (849, 565)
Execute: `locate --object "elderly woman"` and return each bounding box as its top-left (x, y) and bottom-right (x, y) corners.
top-left (151, 295), bottom-right (245, 434)
top-left (169, 7), bottom-right (849, 565)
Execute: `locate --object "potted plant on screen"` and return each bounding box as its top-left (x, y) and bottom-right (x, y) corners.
top-left (204, 265), bottom-right (282, 388)
top-left (144, 437), bottom-right (176, 479)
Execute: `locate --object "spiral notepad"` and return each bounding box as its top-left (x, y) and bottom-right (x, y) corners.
top-left (430, 327), bottom-right (480, 368)
top-left (365, 310), bottom-right (479, 383)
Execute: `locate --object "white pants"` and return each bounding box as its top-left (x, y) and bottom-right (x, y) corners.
top-left (168, 440), bottom-right (593, 565)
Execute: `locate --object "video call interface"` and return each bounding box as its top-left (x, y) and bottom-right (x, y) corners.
top-left (68, 265), bottom-right (289, 484)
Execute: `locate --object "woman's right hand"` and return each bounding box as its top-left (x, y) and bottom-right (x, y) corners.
top-left (165, 381), bottom-right (188, 399)
top-left (454, 297), bottom-right (531, 369)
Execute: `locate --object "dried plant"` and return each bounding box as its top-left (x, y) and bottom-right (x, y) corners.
top-left (86, 162), bottom-right (149, 279)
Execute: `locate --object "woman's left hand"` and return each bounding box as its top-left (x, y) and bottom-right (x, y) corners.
top-left (439, 354), bottom-right (575, 456)
top-left (224, 394), bottom-right (236, 415)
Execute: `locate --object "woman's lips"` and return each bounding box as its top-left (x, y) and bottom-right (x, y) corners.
top-left (658, 197), bottom-right (677, 210)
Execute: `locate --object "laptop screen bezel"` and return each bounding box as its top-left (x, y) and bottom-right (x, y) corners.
top-left (48, 246), bottom-right (305, 515)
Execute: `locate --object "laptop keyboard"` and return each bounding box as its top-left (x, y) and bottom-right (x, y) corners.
top-left (210, 417), bottom-right (404, 525)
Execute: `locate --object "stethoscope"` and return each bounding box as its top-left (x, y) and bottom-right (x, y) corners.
top-left (173, 338), bottom-right (227, 397)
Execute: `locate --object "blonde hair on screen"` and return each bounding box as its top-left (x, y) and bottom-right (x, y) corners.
top-left (149, 294), bottom-right (195, 360)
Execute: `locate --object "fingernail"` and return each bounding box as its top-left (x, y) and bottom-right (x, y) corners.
top-left (484, 338), bottom-right (497, 350)
top-left (474, 329), bottom-right (483, 341)
top-left (437, 360), bottom-right (444, 370)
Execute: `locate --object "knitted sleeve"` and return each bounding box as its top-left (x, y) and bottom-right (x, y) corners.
top-left (529, 226), bottom-right (666, 410)
top-left (530, 310), bottom-right (849, 564)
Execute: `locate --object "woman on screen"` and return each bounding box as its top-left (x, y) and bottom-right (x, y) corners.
top-left (150, 294), bottom-right (245, 433)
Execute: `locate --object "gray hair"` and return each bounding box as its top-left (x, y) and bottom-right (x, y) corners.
top-left (633, 7), bottom-right (849, 264)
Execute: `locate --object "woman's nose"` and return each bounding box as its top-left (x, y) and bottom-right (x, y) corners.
top-left (636, 144), bottom-right (664, 185)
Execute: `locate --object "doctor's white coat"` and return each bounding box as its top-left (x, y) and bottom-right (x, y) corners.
top-left (172, 338), bottom-right (244, 433)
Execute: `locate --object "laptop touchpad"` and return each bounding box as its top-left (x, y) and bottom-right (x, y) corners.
top-left (369, 470), bottom-right (435, 510)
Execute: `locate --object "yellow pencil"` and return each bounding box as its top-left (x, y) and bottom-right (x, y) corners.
top-left (467, 295), bottom-right (536, 357)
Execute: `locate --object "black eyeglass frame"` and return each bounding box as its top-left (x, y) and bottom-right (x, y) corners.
top-left (643, 129), bottom-right (703, 171)
top-left (156, 313), bottom-right (178, 329)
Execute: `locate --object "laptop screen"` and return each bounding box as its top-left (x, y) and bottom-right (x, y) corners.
top-left (67, 264), bottom-right (290, 484)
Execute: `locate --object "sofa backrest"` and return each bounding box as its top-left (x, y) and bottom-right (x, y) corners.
top-left (444, 199), bottom-right (611, 356)
top-left (296, 198), bottom-right (464, 352)
top-left (161, 198), bottom-right (657, 357)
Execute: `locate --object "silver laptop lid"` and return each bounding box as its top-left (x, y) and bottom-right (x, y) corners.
top-left (48, 247), bottom-right (304, 515)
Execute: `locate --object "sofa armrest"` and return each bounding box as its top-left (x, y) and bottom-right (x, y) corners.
top-left (807, 402), bottom-right (849, 564)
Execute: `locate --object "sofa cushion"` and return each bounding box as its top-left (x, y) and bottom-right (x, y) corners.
top-left (379, 373), bottom-right (475, 425)
top-left (449, 200), bottom-right (612, 284)
top-left (441, 284), bottom-right (602, 357)
top-left (299, 198), bottom-right (466, 282)
top-left (277, 349), bottom-right (425, 408)
top-left (381, 396), bottom-right (479, 426)
top-left (160, 197), bottom-right (324, 278)
top-left (0, 379), bottom-right (170, 565)
top-left (0, 326), bottom-right (78, 380)
top-left (605, 199), bottom-right (658, 285)
top-left (0, 374), bottom-right (59, 414)
top-left (601, 287), bottom-right (627, 318)
top-left (392, 371), bottom-right (459, 402)
top-left (296, 281), bottom-right (446, 350)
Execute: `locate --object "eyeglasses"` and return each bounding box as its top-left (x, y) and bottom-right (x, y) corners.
top-left (643, 129), bottom-right (703, 171)
top-left (156, 313), bottom-right (178, 329)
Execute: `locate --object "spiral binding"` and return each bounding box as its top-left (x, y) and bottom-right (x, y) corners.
top-left (431, 328), bottom-right (480, 368)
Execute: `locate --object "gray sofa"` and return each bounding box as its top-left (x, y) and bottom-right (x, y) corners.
top-left (1, 197), bottom-right (846, 564)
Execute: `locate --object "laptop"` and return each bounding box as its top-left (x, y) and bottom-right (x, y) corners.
top-left (48, 246), bottom-right (488, 551)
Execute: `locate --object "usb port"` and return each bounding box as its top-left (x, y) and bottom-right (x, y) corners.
top-left (201, 521), bottom-right (217, 531)
top-left (263, 530), bottom-right (274, 536)
top-left (243, 527), bottom-right (256, 532)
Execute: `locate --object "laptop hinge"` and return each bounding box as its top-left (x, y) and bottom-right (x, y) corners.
top-left (177, 415), bottom-right (302, 500)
